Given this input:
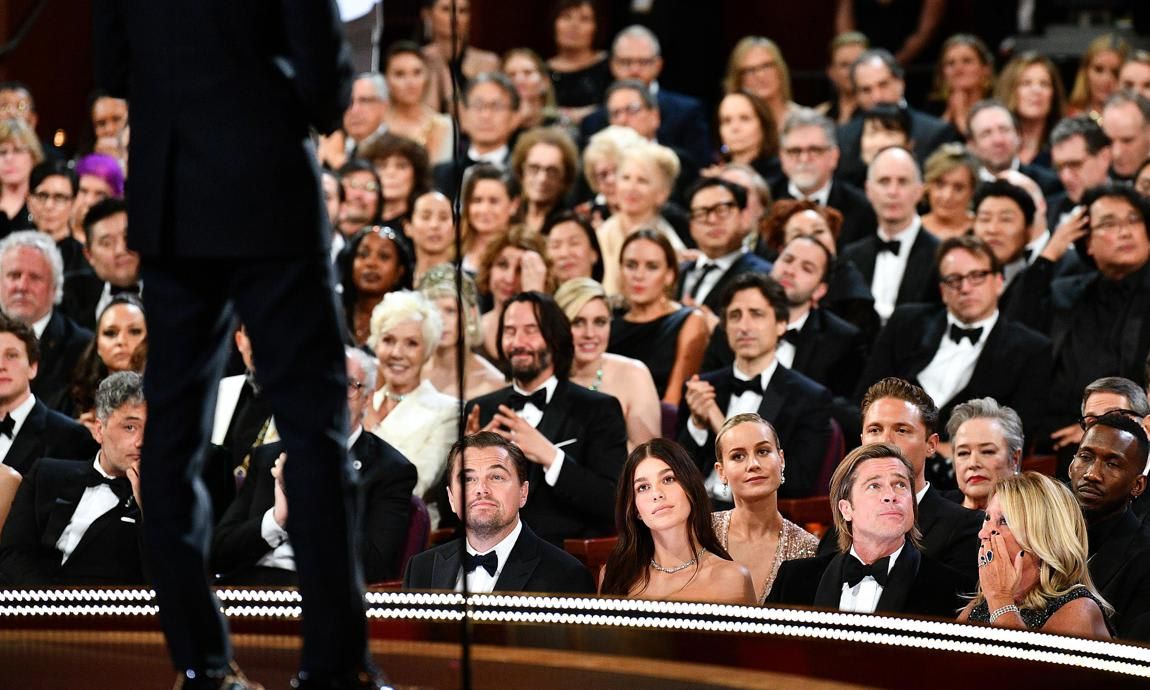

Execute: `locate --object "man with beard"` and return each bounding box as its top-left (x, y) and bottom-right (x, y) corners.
top-left (465, 291), bottom-right (627, 546)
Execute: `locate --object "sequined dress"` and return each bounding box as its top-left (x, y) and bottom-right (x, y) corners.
top-left (967, 585), bottom-right (1103, 629)
top-left (712, 510), bottom-right (819, 604)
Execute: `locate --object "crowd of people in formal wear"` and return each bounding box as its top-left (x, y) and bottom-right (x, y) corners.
top-left (2, 0), bottom-right (1150, 656)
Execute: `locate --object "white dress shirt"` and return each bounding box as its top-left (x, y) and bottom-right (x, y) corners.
top-left (838, 543), bottom-right (904, 613)
top-left (508, 376), bottom-right (568, 487)
top-left (0, 393), bottom-right (36, 465)
top-left (468, 144), bottom-right (509, 167)
top-left (31, 312), bottom-right (51, 339)
top-left (686, 249), bottom-right (743, 305)
top-left (871, 216), bottom-right (922, 323)
top-left (788, 180), bottom-right (831, 207)
top-left (917, 311), bottom-right (999, 407)
top-left (56, 454), bottom-right (123, 564)
top-left (774, 310), bottom-right (810, 370)
top-left (455, 518), bottom-right (523, 593)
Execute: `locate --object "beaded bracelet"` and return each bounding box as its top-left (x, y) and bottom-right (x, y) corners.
top-left (990, 604), bottom-right (1020, 623)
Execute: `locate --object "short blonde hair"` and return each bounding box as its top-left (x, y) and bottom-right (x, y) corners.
top-left (618, 140), bottom-right (680, 196)
top-left (924, 142), bottom-right (979, 187)
top-left (368, 289), bottom-right (444, 361)
top-left (582, 125), bottom-right (645, 193)
top-left (553, 277), bottom-right (607, 324)
top-left (1069, 33), bottom-right (1130, 112)
top-left (714, 412), bottom-right (779, 462)
top-left (0, 118), bottom-right (43, 165)
top-left (723, 36), bottom-right (792, 103)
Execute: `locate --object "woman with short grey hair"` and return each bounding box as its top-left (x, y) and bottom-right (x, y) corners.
top-left (945, 397), bottom-right (1024, 511)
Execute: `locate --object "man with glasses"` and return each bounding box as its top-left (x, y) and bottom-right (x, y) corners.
top-left (1048, 115), bottom-right (1112, 229)
top-left (676, 178), bottom-right (771, 316)
top-left (342, 73), bottom-right (389, 153)
top-left (858, 235), bottom-right (1051, 455)
top-left (603, 79), bottom-right (698, 204)
top-left (433, 72), bottom-right (519, 195)
top-left (771, 108), bottom-right (876, 248)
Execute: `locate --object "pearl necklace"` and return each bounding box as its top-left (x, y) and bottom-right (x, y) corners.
top-left (382, 388), bottom-right (407, 403)
top-left (650, 549), bottom-right (705, 574)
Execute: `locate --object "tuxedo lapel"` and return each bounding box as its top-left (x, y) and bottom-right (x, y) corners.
top-left (66, 495), bottom-right (139, 564)
top-left (897, 234), bottom-right (934, 303)
top-left (432, 545), bottom-right (462, 589)
top-left (4, 400), bottom-right (46, 473)
top-left (494, 525), bottom-right (541, 592)
top-left (1090, 510), bottom-right (1141, 590)
top-left (757, 368), bottom-right (786, 423)
top-left (536, 382), bottom-right (570, 445)
top-left (875, 541), bottom-right (920, 612)
top-left (959, 317), bottom-right (1005, 398)
top-left (789, 313), bottom-right (819, 373)
top-left (908, 311), bottom-right (948, 375)
top-left (855, 241), bottom-right (878, 284)
top-left (813, 553), bottom-right (848, 607)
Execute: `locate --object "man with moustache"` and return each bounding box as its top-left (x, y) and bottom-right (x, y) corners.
top-left (403, 431), bottom-right (594, 594)
top-left (465, 291), bottom-right (627, 546)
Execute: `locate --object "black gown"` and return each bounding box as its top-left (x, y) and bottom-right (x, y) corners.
top-left (609, 306), bottom-right (693, 399)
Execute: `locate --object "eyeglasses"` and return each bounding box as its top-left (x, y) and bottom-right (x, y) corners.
top-left (738, 61), bottom-right (776, 78)
top-left (524, 163), bottom-right (563, 180)
top-left (467, 99), bottom-right (512, 114)
top-left (781, 145), bottom-right (831, 159)
top-left (343, 178), bottom-right (379, 193)
top-left (939, 269), bottom-right (993, 291)
top-left (608, 102), bottom-right (647, 120)
top-left (347, 379), bottom-right (365, 397)
top-left (689, 200), bottom-right (739, 223)
top-left (612, 56), bottom-right (658, 69)
top-left (1078, 408), bottom-right (1144, 430)
top-left (0, 102), bottom-right (29, 116)
top-left (0, 145), bottom-right (29, 158)
top-left (1091, 213), bottom-right (1145, 234)
top-left (30, 191), bottom-right (73, 206)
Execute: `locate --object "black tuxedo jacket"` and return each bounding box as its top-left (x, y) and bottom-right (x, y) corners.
top-left (1088, 507), bottom-right (1150, 641)
top-left (770, 178), bottom-right (878, 249)
top-left (402, 521), bottom-right (595, 594)
top-left (581, 89), bottom-right (713, 172)
top-left (1018, 162), bottom-right (1063, 197)
top-left (2, 399), bottom-right (98, 476)
top-left (0, 457), bottom-right (144, 585)
top-left (212, 432), bottom-right (417, 584)
top-left (431, 139), bottom-right (511, 199)
top-left (818, 486), bottom-right (982, 581)
top-left (32, 311), bottom-right (93, 413)
top-left (676, 364), bottom-right (834, 498)
top-left (842, 227), bottom-right (942, 308)
top-left (767, 540), bottom-right (970, 619)
top-left (466, 381), bottom-right (627, 545)
top-left (59, 270), bottom-right (105, 332)
top-left (676, 252), bottom-right (773, 313)
top-left (836, 107), bottom-right (961, 186)
top-left (856, 304), bottom-right (1052, 439)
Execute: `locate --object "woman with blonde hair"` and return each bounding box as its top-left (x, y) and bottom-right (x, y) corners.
top-left (958, 472), bottom-right (1112, 639)
top-left (995, 52), bottom-right (1066, 167)
top-left (920, 143), bottom-right (979, 240)
top-left (418, 265), bottom-right (506, 399)
top-left (723, 37), bottom-right (797, 133)
top-left (502, 48), bottom-right (566, 131)
top-left (1068, 33), bottom-right (1129, 120)
top-left (0, 118), bottom-right (43, 235)
top-left (578, 125), bottom-right (645, 228)
top-left (927, 34), bottom-right (995, 138)
top-left (555, 277), bottom-right (660, 451)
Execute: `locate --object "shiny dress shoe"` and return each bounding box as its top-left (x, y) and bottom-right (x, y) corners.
top-left (289, 668), bottom-right (392, 689)
top-left (173, 661), bottom-right (264, 690)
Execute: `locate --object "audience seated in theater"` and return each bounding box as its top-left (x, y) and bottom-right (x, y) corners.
top-left (919, 143), bottom-right (978, 241)
top-left (403, 431), bottom-right (595, 594)
top-left (475, 226), bottom-right (550, 364)
top-left (575, 125), bottom-right (645, 229)
top-left (511, 127), bottom-right (579, 234)
top-left (0, 117), bottom-right (40, 237)
top-left (1067, 34), bottom-right (1128, 121)
top-left (464, 291), bottom-right (627, 546)
top-left (70, 294), bottom-right (146, 435)
top-left (420, 0), bottom-right (500, 115)
top-left (339, 225), bottom-right (413, 348)
top-left (852, 105), bottom-right (913, 190)
top-left (994, 52), bottom-right (1065, 168)
top-left (610, 230), bottom-right (708, 405)
top-left (857, 234), bottom-right (1052, 446)
top-left (958, 472), bottom-right (1112, 639)
top-left (432, 73), bottom-right (519, 195)
top-left (89, 91), bottom-right (129, 160)
top-left (966, 100), bottom-right (1062, 195)
top-left (1101, 90), bottom-right (1150, 184)
top-left (925, 34), bottom-right (995, 140)
top-left (1049, 115), bottom-right (1114, 230)
top-left (771, 108), bottom-right (876, 249)
top-left (545, 0), bottom-right (610, 125)
top-left (356, 134), bottom-right (433, 232)
top-left (0, 231), bottom-right (92, 413)
top-left (334, 73), bottom-right (388, 165)
top-left (600, 438), bottom-right (754, 603)
top-left (712, 163), bottom-right (770, 255)
top-left (679, 273), bottom-right (834, 503)
top-left (212, 348), bottom-right (416, 586)
top-left (503, 48), bottom-right (566, 132)
top-left (542, 211), bottom-right (603, 285)
top-left (458, 164), bottom-right (519, 275)
top-left (1069, 414), bottom-right (1150, 641)
top-left (68, 153), bottom-right (124, 252)
top-left (714, 90), bottom-right (781, 187)
top-left (1120, 50), bottom-right (1150, 101)
top-left (406, 191), bottom-right (454, 287)
top-left (761, 199), bottom-right (878, 341)
top-left (942, 398), bottom-right (1023, 512)
top-left (365, 290), bottom-right (457, 504)
top-left (0, 81), bottom-right (61, 162)
top-left (818, 378), bottom-right (982, 580)
top-left (555, 277), bottom-right (660, 452)
top-left (0, 372), bottom-right (145, 585)
top-left (724, 37), bottom-right (799, 135)
top-left (768, 443), bottom-right (971, 617)
top-left (211, 325), bottom-right (277, 481)
top-left (816, 32), bottom-right (868, 126)
top-left (1065, 377), bottom-right (1150, 519)
top-left (335, 159), bottom-right (383, 239)
top-left (27, 161), bottom-right (87, 274)
top-left (61, 197), bottom-right (139, 333)
top-left (418, 265), bottom-right (506, 401)
top-left (379, 42), bottom-right (452, 166)
top-left (842, 146), bottom-right (941, 324)
top-left (711, 414), bottom-right (818, 603)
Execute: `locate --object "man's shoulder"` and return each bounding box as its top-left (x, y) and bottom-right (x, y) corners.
top-left (730, 251), bottom-right (771, 274)
top-left (468, 386), bottom-right (512, 409)
top-left (773, 364), bottom-right (832, 400)
top-left (44, 310), bottom-right (94, 344)
top-left (887, 303), bottom-right (944, 326)
top-left (994, 316), bottom-right (1052, 350)
top-left (658, 89), bottom-right (704, 113)
top-left (923, 487), bottom-right (983, 527)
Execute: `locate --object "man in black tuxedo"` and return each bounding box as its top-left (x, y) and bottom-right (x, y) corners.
top-left (0, 371), bottom-right (144, 585)
top-left (835, 49), bottom-right (960, 185)
top-left (679, 273), bottom-right (834, 501)
top-left (580, 26), bottom-right (711, 169)
top-left (1048, 115), bottom-right (1112, 230)
top-left (0, 315), bottom-right (96, 475)
top-left (858, 235), bottom-right (1052, 443)
top-left (842, 146), bottom-right (941, 323)
top-left (817, 378), bottom-right (983, 580)
top-left (60, 198), bottom-right (141, 332)
top-left (971, 178), bottom-right (1050, 315)
top-left (772, 108), bottom-right (876, 249)
top-left (403, 431), bottom-right (594, 594)
top-left (1069, 414), bottom-right (1150, 641)
top-left (213, 348), bottom-right (416, 586)
top-left (966, 100), bottom-right (1062, 195)
top-left (0, 231), bottom-right (93, 412)
top-left (95, 2), bottom-right (375, 687)
top-left (465, 291), bottom-right (627, 546)
top-left (768, 443), bottom-right (971, 617)
top-left (431, 73), bottom-right (519, 196)
top-left (1100, 90), bottom-right (1150, 182)
top-left (677, 178), bottom-right (772, 317)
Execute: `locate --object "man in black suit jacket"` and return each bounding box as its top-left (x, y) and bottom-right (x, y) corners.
top-left (842, 146), bottom-right (941, 323)
top-left (465, 292), bottom-right (626, 546)
top-left (768, 443), bottom-right (971, 617)
top-left (0, 371), bottom-right (145, 586)
top-left (1048, 115), bottom-right (1113, 230)
top-left (431, 73), bottom-right (519, 197)
top-left (59, 199), bottom-right (141, 332)
top-left (403, 431), bottom-right (594, 594)
top-left (680, 273), bottom-right (834, 501)
top-left (1069, 415), bottom-right (1150, 640)
top-left (95, 2), bottom-right (374, 686)
top-left (967, 100), bottom-right (1062, 196)
top-left (835, 49), bottom-right (960, 186)
top-left (772, 108), bottom-right (877, 249)
top-left (858, 235), bottom-right (1052, 442)
top-left (212, 348), bottom-right (416, 586)
top-left (677, 178), bottom-right (772, 316)
top-left (0, 231), bottom-right (93, 413)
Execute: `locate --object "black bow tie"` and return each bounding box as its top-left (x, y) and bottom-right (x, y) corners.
top-left (728, 374), bottom-right (763, 398)
top-left (877, 239), bottom-right (901, 255)
top-left (110, 283), bottom-right (141, 296)
top-left (507, 388), bottom-right (547, 412)
top-left (781, 328), bottom-right (801, 345)
top-left (0, 414), bottom-right (14, 439)
top-left (843, 555), bottom-right (891, 587)
top-left (85, 466), bottom-right (133, 504)
top-left (948, 323), bottom-right (983, 345)
top-left (465, 551), bottom-right (498, 577)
